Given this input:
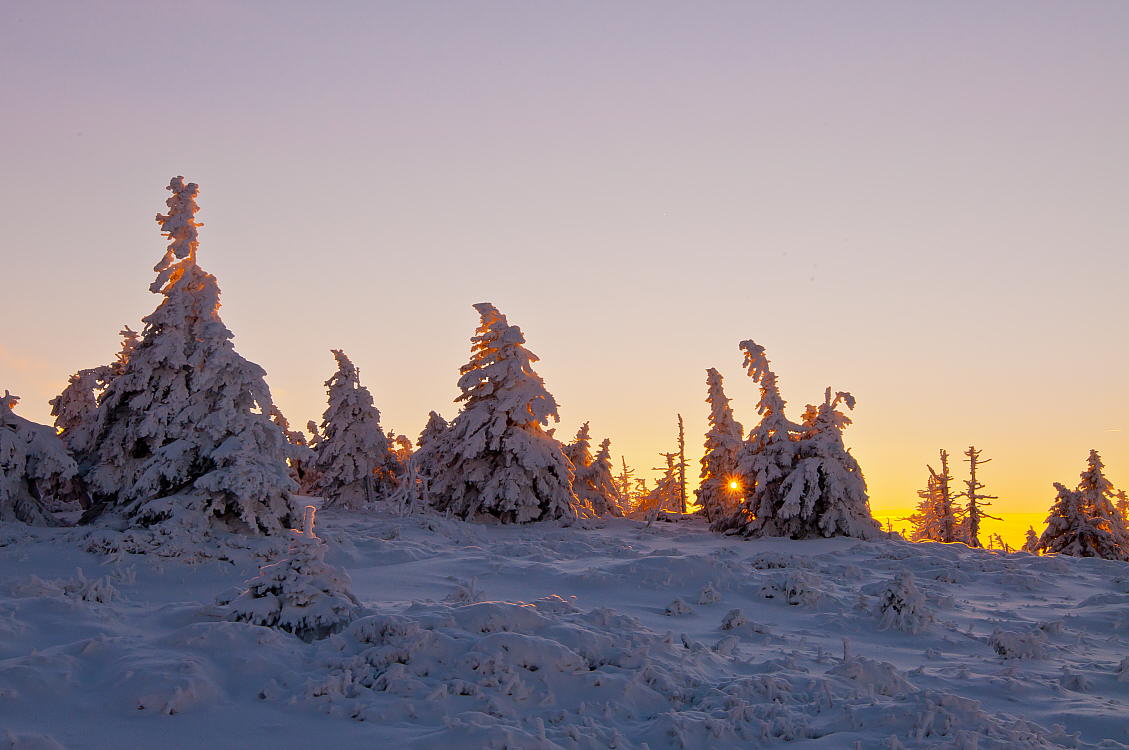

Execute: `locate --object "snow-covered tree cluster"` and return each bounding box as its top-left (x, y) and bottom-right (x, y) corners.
top-left (1032, 450), bottom-right (1129, 561)
top-left (712, 341), bottom-right (880, 540)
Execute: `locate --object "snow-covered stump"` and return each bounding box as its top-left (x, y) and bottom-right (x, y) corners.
top-left (877, 571), bottom-right (933, 634)
top-left (225, 505), bottom-right (360, 641)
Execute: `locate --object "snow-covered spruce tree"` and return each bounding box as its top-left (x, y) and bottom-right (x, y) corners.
top-left (565, 424), bottom-right (622, 517)
top-left (1034, 481), bottom-right (1127, 560)
top-left (1116, 490), bottom-right (1129, 525)
top-left (906, 450), bottom-right (961, 543)
top-left (635, 451), bottom-right (680, 523)
top-left (695, 368), bottom-right (744, 523)
top-left (50, 326), bottom-right (139, 462)
top-left (269, 405), bottom-right (315, 489)
top-left (712, 341), bottom-right (802, 535)
top-left (427, 303), bottom-right (579, 523)
top-left (589, 438), bottom-right (624, 517)
top-left (1076, 449), bottom-right (1129, 552)
top-left (225, 506), bottom-right (360, 641)
top-left (310, 349), bottom-right (399, 510)
top-left (1022, 526), bottom-right (1039, 553)
top-left (1, 391), bottom-right (78, 524)
top-left (410, 410), bottom-right (448, 490)
top-left (84, 177), bottom-right (298, 535)
top-left (773, 388), bottom-right (881, 539)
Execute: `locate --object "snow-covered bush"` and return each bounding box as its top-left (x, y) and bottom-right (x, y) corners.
top-left (427, 303), bottom-right (579, 523)
top-left (224, 506), bottom-right (359, 641)
top-left (84, 177), bottom-right (298, 536)
top-left (760, 571), bottom-right (825, 607)
top-left (988, 629), bottom-right (1047, 660)
top-left (310, 349), bottom-right (399, 509)
top-left (664, 598), bottom-right (693, 616)
top-left (877, 571), bottom-right (933, 633)
top-left (1, 391), bottom-right (77, 524)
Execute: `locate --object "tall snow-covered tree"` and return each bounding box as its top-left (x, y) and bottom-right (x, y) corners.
top-left (84, 177), bottom-right (298, 535)
top-left (427, 303), bottom-right (579, 523)
top-left (1, 391), bottom-right (78, 524)
top-left (695, 368), bottom-right (744, 523)
top-left (713, 341), bottom-right (802, 535)
top-left (310, 349), bottom-right (399, 510)
top-left (956, 446), bottom-right (1000, 547)
top-left (1033, 482), bottom-right (1127, 561)
top-left (1076, 450), bottom-right (1129, 552)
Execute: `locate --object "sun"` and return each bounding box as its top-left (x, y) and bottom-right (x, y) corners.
top-left (728, 480), bottom-right (739, 490)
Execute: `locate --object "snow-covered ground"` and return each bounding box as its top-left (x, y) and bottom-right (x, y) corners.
top-left (2, 514), bottom-right (1128, 749)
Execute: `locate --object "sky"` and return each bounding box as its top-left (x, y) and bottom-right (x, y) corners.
top-left (3, 1), bottom-right (1127, 524)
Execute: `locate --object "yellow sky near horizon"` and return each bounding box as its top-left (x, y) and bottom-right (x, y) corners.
top-left (2, 3), bottom-right (1126, 528)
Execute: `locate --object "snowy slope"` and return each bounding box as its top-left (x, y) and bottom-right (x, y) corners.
top-left (1, 515), bottom-right (1127, 749)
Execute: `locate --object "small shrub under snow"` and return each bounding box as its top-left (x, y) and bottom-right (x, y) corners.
top-left (225, 528), bottom-right (360, 642)
top-left (989, 629), bottom-right (1047, 660)
top-left (664, 598), bottom-right (693, 616)
top-left (877, 571), bottom-right (933, 634)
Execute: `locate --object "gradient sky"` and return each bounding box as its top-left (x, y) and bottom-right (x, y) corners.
top-left (3, 1), bottom-right (1127, 517)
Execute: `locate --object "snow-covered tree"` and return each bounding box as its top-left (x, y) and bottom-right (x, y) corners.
top-left (50, 326), bottom-right (139, 463)
top-left (956, 446), bottom-right (1000, 547)
top-left (906, 450), bottom-right (961, 544)
top-left (775, 388), bottom-right (880, 539)
top-left (1076, 449), bottom-right (1129, 552)
top-left (713, 341), bottom-right (802, 535)
top-left (1116, 490), bottom-right (1129, 524)
top-left (695, 368), bottom-right (744, 523)
top-left (84, 177), bottom-right (298, 535)
top-left (715, 342), bottom-right (877, 539)
top-left (310, 349), bottom-right (399, 510)
top-left (635, 451), bottom-right (680, 523)
top-left (566, 424), bottom-right (622, 517)
top-left (411, 410), bottom-right (448, 488)
top-left (1, 391), bottom-right (78, 524)
top-left (224, 505), bottom-right (360, 641)
top-left (269, 405), bottom-right (315, 488)
top-left (427, 303), bottom-right (579, 523)
top-left (615, 456), bottom-right (636, 509)
top-left (1033, 481), bottom-right (1127, 561)
top-left (1022, 526), bottom-right (1039, 553)
top-left (49, 367), bottom-right (109, 460)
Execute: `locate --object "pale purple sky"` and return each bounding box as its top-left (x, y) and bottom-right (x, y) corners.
top-left (3, 1), bottom-right (1127, 510)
